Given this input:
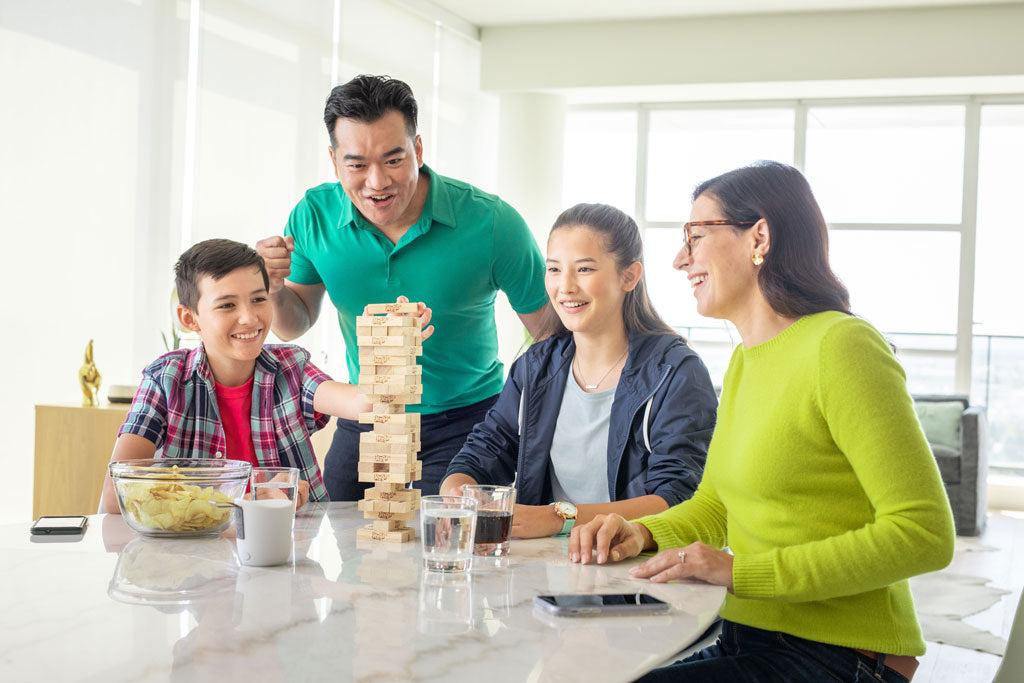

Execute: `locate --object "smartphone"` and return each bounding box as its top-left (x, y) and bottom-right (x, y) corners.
top-left (31, 516), bottom-right (88, 535)
top-left (534, 593), bottom-right (670, 616)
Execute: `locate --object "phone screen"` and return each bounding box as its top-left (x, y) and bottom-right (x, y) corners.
top-left (31, 516), bottom-right (88, 534)
top-left (536, 594), bottom-right (667, 608)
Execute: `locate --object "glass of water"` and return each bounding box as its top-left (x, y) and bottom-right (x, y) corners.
top-left (420, 495), bottom-right (478, 572)
top-left (250, 467), bottom-right (300, 512)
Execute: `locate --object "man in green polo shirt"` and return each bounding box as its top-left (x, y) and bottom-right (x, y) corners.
top-left (256, 75), bottom-right (548, 500)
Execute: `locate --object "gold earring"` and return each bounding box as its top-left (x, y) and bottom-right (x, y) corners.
top-left (752, 253), bottom-right (764, 266)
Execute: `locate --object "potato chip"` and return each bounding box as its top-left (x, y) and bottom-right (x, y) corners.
top-left (119, 471), bottom-right (234, 532)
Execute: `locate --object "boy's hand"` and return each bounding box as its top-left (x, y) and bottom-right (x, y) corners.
top-left (255, 235), bottom-right (295, 294)
top-left (365, 295), bottom-right (434, 341)
top-left (296, 479), bottom-right (310, 509)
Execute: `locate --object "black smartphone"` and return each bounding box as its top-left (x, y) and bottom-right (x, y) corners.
top-left (31, 516), bottom-right (88, 535)
top-left (534, 593), bottom-right (671, 616)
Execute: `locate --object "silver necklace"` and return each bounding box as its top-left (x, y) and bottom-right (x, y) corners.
top-left (574, 348), bottom-right (628, 391)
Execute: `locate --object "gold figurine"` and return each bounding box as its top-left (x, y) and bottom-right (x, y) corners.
top-left (79, 339), bottom-right (102, 407)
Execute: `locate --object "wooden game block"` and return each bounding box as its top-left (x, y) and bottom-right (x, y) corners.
top-left (356, 335), bottom-right (423, 348)
top-left (358, 452), bottom-right (419, 464)
top-left (386, 499), bottom-right (419, 514)
top-left (357, 525), bottom-right (416, 543)
top-left (358, 353), bottom-right (421, 366)
top-left (358, 382), bottom-right (423, 396)
top-left (360, 431), bottom-right (418, 444)
top-left (356, 325), bottom-right (421, 336)
top-left (364, 487), bottom-right (419, 502)
top-left (356, 315), bottom-right (419, 328)
top-left (361, 392), bottom-right (421, 405)
top-left (359, 411), bottom-right (419, 425)
top-left (355, 326), bottom-right (423, 338)
top-left (357, 498), bottom-right (418, 515)
top-left (373, 402), bottom-right (406, 414)
top-left (366, 364), bottom-right (421, 377)
top-left (358, 345), bottom-right (422, 358)
top-left (357, 373), bottom-right (420, 386)
top-left (370, 511), bottom-right (413, 528)
top-left (369, 482), bottom-right (406, 494)
top-left (358, 469), bottom-right (416, 484)
top-left (359, 441), bottom-right (420, 455)
top-left (372, 519), bottom-right (407, 532)
top-left (357, 460), bottom-right (418, 475)
top-left (364, 302), bottom-right (419, 315)
top-left (358, 498), bottom-right (392, 514)
top-left (371, 421), bottom-right (419, 436)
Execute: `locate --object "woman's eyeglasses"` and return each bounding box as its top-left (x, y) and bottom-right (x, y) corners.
top-left (681, 220), bottom-right (757, 254)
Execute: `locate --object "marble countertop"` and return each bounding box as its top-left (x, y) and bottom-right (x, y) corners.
top-left (1, 503), bottom-right (724, 682)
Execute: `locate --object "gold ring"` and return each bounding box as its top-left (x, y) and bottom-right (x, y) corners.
top-left (678, 550), bottom-right (686, 564)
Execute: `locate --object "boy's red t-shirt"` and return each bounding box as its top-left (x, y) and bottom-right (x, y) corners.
top-left (214, 377), bottom-right (259, 472)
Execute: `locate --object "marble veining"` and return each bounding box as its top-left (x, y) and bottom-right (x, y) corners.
top-left (1, 503), bottom-right (724, 682)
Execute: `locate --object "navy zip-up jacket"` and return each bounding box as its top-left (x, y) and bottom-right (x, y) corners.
top-left (444, 332), bottom-right (717, 506)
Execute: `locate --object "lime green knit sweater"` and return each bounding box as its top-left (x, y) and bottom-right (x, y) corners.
top-left (637, 311), bottom-right (954, 656)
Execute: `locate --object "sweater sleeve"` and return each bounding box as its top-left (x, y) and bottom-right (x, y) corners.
top-left (634, 473), bottom-right (729, 551)
top-left (732, 318), bottom-right (955, 602)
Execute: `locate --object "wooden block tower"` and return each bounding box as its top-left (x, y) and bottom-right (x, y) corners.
top-left (355, 302), bottom-right (424, 543)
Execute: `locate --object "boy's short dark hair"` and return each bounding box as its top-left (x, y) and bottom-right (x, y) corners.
top-left (175, 238), bottom-right (269, 310)
top-left (324, 74), bottom-right (418, 147)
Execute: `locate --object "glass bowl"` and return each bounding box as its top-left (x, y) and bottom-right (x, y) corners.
top-left (109, 458), bottom-right (251, 537)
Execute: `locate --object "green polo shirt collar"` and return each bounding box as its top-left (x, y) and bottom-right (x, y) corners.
top-left (338, 164), bottom-right (456, 238)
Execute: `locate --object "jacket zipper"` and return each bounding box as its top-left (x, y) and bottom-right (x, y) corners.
top-left (613, 365), bottom-right (671, 496)
top-left (514, 362), bottom-right (529, 491)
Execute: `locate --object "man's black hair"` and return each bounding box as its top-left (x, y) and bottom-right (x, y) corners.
top-left (324, 74), bottom-right (418, 146)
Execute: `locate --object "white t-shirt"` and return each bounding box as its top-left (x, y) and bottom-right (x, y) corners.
top-left (548, 365), bottom-right (615, 504)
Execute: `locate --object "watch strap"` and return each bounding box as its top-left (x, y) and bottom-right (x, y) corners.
top-left (559, 515), bottom-right (575, 536)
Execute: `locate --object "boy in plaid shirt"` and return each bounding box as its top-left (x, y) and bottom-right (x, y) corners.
top-left (101, 239), bottom-right (431, 510)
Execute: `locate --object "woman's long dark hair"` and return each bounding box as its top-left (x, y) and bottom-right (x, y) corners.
top-left (534, 203), bottom-right (678, 342)
top-left (693, 161), bottom-right (851, 318)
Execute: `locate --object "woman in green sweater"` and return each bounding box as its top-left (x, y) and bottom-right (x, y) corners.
top-left (570, 161), bottom-right (954, 682)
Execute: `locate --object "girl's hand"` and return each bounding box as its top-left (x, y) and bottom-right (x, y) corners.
top-left (568, 514), bottom-right (649, 564)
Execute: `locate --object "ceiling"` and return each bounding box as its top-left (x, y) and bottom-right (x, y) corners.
top-left (426, 0), bottom-right (1018, 26)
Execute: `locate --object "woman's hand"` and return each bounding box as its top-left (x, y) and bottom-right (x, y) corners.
top-left (629, 542), bottom-right (734, 592)
top-left (568, 513), bottom-right (651, 564)
top-left (510, 504), bottom-right (564, 538)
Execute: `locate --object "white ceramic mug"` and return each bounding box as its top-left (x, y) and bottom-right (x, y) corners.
top-left (233, 498), bottom-right (293, 567)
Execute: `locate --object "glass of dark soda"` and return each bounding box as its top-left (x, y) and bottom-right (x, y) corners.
top-left (461, 485), bottom-right (515, 556)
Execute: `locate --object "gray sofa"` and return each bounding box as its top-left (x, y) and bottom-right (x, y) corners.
top-left (913, 394), bottom-right (989, 536)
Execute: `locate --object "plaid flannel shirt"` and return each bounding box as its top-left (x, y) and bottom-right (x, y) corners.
top-left (119, 344), bottom-right (331, 501)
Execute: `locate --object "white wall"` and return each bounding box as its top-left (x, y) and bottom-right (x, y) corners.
top-left (0, 0), bottom-right (502, 524)
top-left (480, 4), bottom-right (1024, 91)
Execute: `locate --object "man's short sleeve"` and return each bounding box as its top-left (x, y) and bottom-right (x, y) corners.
top-left (118, 374), bottom-right (169, 448)
top-left (491, 200), bottom-right (548, 315)
top-left (284, 199), bottom-right (324, 286)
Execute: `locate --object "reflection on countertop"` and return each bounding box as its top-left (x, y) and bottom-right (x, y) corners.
top-left (1, 502), bottom-right (723, 683)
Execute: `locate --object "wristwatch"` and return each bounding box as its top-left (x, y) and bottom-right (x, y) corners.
top-left (552, 501), bottom-right (578, 536)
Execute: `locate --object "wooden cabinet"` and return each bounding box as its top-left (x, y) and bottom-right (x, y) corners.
top-left (33, 405), bottom-right (340, 518)
top-left (33, 403), bottom-right (129, 518)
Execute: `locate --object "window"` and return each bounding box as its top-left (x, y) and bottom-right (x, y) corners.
top-left (645, 108), bottom-right (794, 222)
top-left (566, 96), bottom-right (1024, 473)
top-left (805, 105), bottom-right (965, 224)
top-left (562, 110), bottom-right (637, 214)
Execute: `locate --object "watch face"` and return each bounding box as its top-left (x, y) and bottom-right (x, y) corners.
top-left (556, 501), bottom-right (577, 518)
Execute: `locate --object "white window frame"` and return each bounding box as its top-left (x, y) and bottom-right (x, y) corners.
top-left (573, 94), bottom-right (1024, 396)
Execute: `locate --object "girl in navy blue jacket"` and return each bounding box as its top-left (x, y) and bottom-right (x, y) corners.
top-left (441, 203), bottom-right (717, 538)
